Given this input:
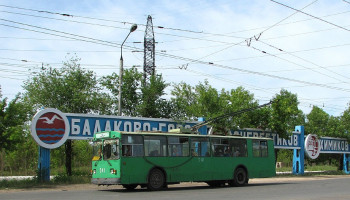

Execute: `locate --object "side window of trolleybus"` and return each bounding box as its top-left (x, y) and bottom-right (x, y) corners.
top-left (211, 138), bottom-right (230, 157)
top-left (191, 137), bottom-right (210, 157)
top-left (230, 139), bottom-right (247, 157)
top-left (145, 136), bottom-right (167, 157)
top-left (253, 140), bottom-right (268, 157)
top-left (122, 135), bottom-right (144, 157)
top-left (168, 136), bottom-right (189, 157)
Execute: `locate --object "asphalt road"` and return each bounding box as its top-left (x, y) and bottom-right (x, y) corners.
top-left (1, 176), bottom-right (350, 200)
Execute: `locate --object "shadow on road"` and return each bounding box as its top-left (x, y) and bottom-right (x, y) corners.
top-left (99, 182), bottom-right (294, 193)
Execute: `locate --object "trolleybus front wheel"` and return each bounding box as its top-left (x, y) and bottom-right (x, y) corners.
top-left (147, 168), bottom-right (165, 191)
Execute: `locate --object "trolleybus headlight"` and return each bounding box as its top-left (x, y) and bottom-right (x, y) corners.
top-left (93, 169), bottom-right (96, 174)
top-left (110, 169), bottom-right (116, 174)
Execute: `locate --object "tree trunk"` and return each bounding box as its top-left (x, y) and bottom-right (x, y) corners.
top-left (338, 154), bottom-right (344, 171)
top-left (65, 140), bottom-right (72, 176)
top-left (274, 149), bottom-right (279, 164)
top-left (0, 149), bottom-right (4, 176)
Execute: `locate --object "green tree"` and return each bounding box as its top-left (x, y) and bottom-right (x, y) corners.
top-left (171, 81), bottom-right (266, 134)
top-left (270, 89), bottom-right (304, 138)
top-left (101, 67), bottom-right (143, 116)
top-left (305, 106), bottom-right (329, 135)
top-left (305, 107), bottom-right (346, 170)
top-left (219, 86), bottom-right (260, 130)
top-left (170, 82), bottom-right (197, 121)
top-left (341, 106), bottom-right (350, 140)
top-left (0, 88), bottom-right (32, 175)
top-left (101, 67), bottom-right (171, 118)
top-left (138, 74), bottom-right (170, 118)
top-left (23, 56), bottom-right (112, 176)
top-left (171, 80), bottom-right (224, 123)
top-left (327, 116), bottom-right (344, 138)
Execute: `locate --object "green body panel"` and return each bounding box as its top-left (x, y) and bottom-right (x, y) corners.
top-left (246, 140), bottom-right (276, 178)
top-left (92, 131), bottom-right (276, 185)
top-left (92, 159), bottom-right (120, 179)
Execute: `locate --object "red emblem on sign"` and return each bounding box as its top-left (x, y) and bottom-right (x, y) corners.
top-left (304, 134), bottom-right (320, 159)
top-left (35, 112), bottom-right (65, 145)
top-left (31, 109), bottom-right (70, 149)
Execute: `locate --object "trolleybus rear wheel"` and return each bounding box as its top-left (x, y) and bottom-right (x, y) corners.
top-left (230, 167), bottom-right (248, 187)
top-left (147, 168), bottom-right (165, 191)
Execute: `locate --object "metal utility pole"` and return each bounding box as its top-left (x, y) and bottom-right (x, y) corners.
top-left (143, 15), bottom-right (156, 82)
top-left (118, 24), bottom-right (137, 116)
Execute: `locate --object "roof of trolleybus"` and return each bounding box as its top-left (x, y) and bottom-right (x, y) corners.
top-left (93, 130), bottom-right (274, 141)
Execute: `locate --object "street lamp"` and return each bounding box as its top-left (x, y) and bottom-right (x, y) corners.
top-left (118, 24), bottom-right (137, 116)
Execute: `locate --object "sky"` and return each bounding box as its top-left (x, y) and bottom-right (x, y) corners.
top-left (0, 0), bottom-right (350, 116)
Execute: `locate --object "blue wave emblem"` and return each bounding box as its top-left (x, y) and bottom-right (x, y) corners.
top-left (38, 135), bottom-right (64, 138)
top-left (36, 128), bottom-right (65, 132)
top-left (43, 140), bottom-right (61, 144)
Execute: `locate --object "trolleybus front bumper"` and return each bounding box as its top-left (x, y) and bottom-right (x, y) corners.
top-left (91, 178), bottom-right (121, 185)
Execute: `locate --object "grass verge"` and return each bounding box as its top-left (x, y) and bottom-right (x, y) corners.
top-left (0, 175), bottom-right (91, 190)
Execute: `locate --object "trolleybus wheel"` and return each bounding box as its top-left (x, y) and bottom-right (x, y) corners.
top-left (147, 168), bottom-right (165, 191)
top-left (122, 184), bottom-right (138, 190)
top-left (232, 167), bottom-right (248, 187)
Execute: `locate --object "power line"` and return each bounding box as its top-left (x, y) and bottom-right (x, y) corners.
top-left (2, 3), bottom-right (349, 51)
top-left (0, 48), bottom-right (120, 53)
top-left (255, 40), bottom-right (350, 82)
top-left (0, 18), bottom-right (124, 48)
top-left (0, 21), bottom-right (142, 55)
top-left (224, 10), bottom-right (350, 35)
top-left (270, 0), bottom-right (350, 33)
top-left (264, 24), bottom-right (350, 41)
top-left (262, 0), bottom-right (318, 34)
top-left (2, 21), bottom-right (349, 94)
top-left (183, 68), bottom-right (275, 94)
top-left (242, 0), bottom-right (318, 48)
top-left (154, 47), bottom-right (350, 92)
top-left (1, 9), bottom-right (350, 93)
top-left (0, 10), bottom-right (130, 31)
top-left (212, 43), bottom-right (350, 63)
top-left (0, 4), bottom-right (242, 40)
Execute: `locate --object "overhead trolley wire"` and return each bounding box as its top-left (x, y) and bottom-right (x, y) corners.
top-left (0, 19), bottom-right (142, 53)
top-left (270, 0), bottom-right (350, 33)
top-left (0, 4), bottom-right (245, 39)
top-left (1, 6), bottom-right (350, 93)
top-left (2, 19), bottom-right (350, 93)
top-left (248, 42), bottom-right (350, 83)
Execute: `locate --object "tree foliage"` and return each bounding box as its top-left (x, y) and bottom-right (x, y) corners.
top-left (270, 89), bottom-right (304, 137)
top-left (340, 106), bottom-right (350, 140)
top-left (23, 56), bottom-right (112, 176)
top-left (23, 56), bottom-right (112, 114)
top-left (138, 74), bottom-right (170, 118)
top-left (305, 106), bottom-right (330, 135)
top-left (0, 92), bottom-right (31, 151)
top-left (171, 81), bottom-right (266, 134)
top-left (101, 67), bottom-right (142, 116)
top-left (101, 67), bottom-right (170, 118)
top-left (0, 88), bottom-right (33, 175)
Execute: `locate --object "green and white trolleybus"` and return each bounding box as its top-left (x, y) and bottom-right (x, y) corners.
top-left (91, 129), bottom-right (276, 190)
